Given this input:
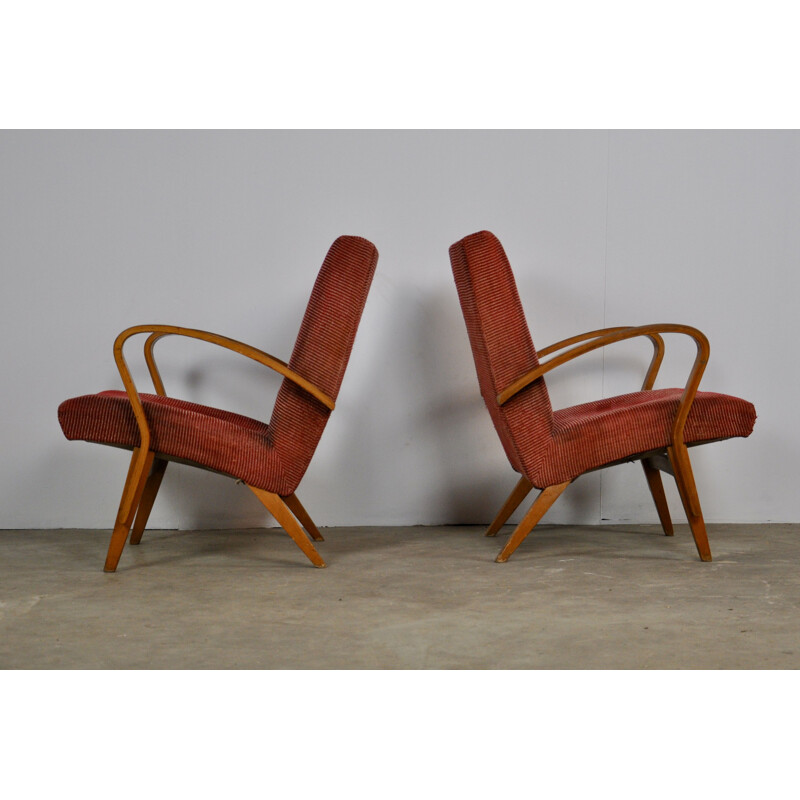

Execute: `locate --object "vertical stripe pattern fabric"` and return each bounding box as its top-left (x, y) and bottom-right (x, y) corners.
top-left (269, 235), bottom-right (379, 491)
top-left (449, 230), bottom-right (554, 478)
top-left (449, 230), bottom-right (756, 489)
top-left (58, 235), bottom-right (379, 496)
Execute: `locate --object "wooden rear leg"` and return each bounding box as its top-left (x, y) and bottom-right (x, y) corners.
top-left (642, 459), bottom-right (674, 536)
top-left (495, 481), bottom-right (571, 563)
top-left (667, 443), bottom-right (712, 562)
top-left (248, 486), bottom-right (326, 568)
top-left (129, 458), bottom-right (168, 545)
top-left (104, 448), bottom-right (156, 572)
top-left (485, 476), bottom-right (534, 537)
top-left (283, 493), bottom-right (324, 541)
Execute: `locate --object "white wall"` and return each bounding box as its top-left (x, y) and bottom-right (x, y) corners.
top-left (1, 130), bottom-right (796, 528)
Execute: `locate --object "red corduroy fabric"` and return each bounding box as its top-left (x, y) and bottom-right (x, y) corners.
top-left (545, 388), bottom-right (755, 486)
top-left (449, 231), bottom-right (554, 478)
top-left (449, 230), bottom-right (756, 489)
top-left (268, 235), bottom-right (379, 491)
top-left (58, 235), bottom-right (379, 496)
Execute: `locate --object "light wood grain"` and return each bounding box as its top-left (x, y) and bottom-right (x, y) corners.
top-left (485, 476), bottom-right (533, 537)
top-left (538, 326), bottom-right (665, 391)
top-left (495, 481), bottom-right (571, 562)
top-left (284, 493), bottom-right (324, 542)
top-left (111, 325), bottom-right (334, 472)
top-left (497, 324), bottom-right (709, 457)
top-left (642, 459), bottom-right (674, 536)
top-left (488, 323), bottom-right (716, 562)
top-left (129, 458), bottom-right (168, 546)
top-left (248, 486), bottom-right (326, 568)
top-left (104, 447), bottom-right (155, 572)
top-left (668, 443), bottom-right (712, 560)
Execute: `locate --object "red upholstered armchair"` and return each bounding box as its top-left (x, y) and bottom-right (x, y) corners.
top-left (449, 230), bottom-right (756, 563)
top-left (59, 236), bottom-right (378, 571)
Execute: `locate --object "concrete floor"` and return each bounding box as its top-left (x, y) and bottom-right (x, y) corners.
top-left (1, 524), bottom-right (798, 669)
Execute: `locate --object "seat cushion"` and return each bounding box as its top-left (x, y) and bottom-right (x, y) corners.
top-left (533, 388), bottom-right (756, 487)
top-left (58, 391), bottom-right (295, 495)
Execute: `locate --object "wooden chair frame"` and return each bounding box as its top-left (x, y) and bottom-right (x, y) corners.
top-left (486, 323), bottom-right (714, 563)
top-left (103, 324), bottom-right (334, 572)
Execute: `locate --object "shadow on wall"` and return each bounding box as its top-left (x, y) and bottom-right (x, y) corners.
top-left (411, 285), bottom-right (603, 526)
top-left (45, 263), bottom-right (721, 532)
top-left (137, 299), bottom-right (303, 530)
top-left (411, 287), bottom-right (507, 523)
top-left (48, 295), bottom-right (306, 531)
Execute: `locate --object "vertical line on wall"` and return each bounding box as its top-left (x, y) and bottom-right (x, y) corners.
top-left (599, 130), bottom-right (611, 524)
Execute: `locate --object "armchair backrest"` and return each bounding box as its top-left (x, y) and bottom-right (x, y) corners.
top-left (269, 235), bottom-right (379, 492)
top-left (449, 230), bottom-right (553, 477)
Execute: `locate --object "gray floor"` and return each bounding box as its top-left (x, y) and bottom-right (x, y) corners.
top-left (1, 524), bottom-right (798, 669)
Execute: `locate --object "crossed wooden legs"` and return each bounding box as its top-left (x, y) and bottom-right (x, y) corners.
top-left (641, 447), bottom-right (711, 560)
top-left (104, 447), bottom-right (155, 572)
top-left (487, 445), bottom-right (712, 562)
top-left (485, 476), bottom-right (534, 536)
top-left (283, 492), bottom-right (324, 542)
top-left (129, 457), bottom-right (168, 545)
top-left (247, 486), bottom-right (326, 568)
top-left (641, 459), bottom-right (674, 536)
top-left (103, 443), bottom-right (712, 569)
top-left (665, 444), bottom-right (712, 561)
top-left (103, 449), bottom-right (325, 571)
top-left (493, 481), bottom-right (571, 562)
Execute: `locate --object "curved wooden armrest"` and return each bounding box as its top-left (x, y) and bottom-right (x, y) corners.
top-left (538, 326), bottom-right (665, 391)
top-left (497, 323), bottom-right (710, 446)
top-left (112, 324), bottom-right (335, 456)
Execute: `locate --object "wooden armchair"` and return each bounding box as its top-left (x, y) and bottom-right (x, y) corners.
top-left (449, 230), bottom-right (756, 562)
top-left (58, 235), bottom-right (379, 571)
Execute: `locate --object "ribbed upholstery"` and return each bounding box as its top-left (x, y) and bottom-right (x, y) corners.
top-left (269, 235), bottom-right (379, 491)
top-left (449, 231), bottom-right (554, 479)
top-left (58, 390), bottom-right (291, 489)
top-left (545, 388), bottom-right (755, 486)
top-left (58, 235), bottom-right (379, 496)
top-left (449, 230), bottom-right (756, 489)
